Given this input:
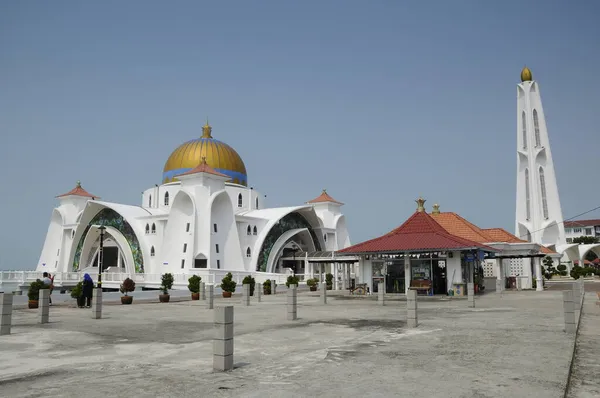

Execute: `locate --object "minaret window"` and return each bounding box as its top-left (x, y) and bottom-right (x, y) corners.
top-left (151, 223), bottom-right (156, 234)
top-left (253, 226), bottom-right (257, 235)
top-left (525, 169), bottom-right (531, 220)
top-left (238, 193), bottom-right (243, 207)
top-left (539, 167), bottom-right (549, 219)
top-left (150, 246), bottom-right (155, 257)
top-left (246, 247), bottom-right (251, 258)
top-left (145, 224), bottom-right (150, 234)
top-left (149, 195), bottom-right (152, 207)
top-left (533, 109), bottom-right (541, 147)
top-left (521, 111), bottom-right (527, 149)
top-left (256, 197), bottom-right (259, 209)
top-left (247, 225), bottom-right (252, 235)
top-left (164, 192), bottom-right (170, 206)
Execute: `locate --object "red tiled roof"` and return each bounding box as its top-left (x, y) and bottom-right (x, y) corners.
top-left (564, 219), bottom-right (600, 227)
top-left (56, 181), bottom-right (99, 199)
top-left (307, 189), bottom-right (343, 205)
top-left (431, 212), bottom-right (496, 243)
top-left (481, 228), bottom-right (528, 243)
top-left (176, 158), bottom-right (230, 179)
top-left (338, 210), bottom-right (496, 254)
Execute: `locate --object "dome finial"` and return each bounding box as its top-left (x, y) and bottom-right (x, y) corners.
top-left (76, 180), bottom-right (81, 188)
top-left (202, 118), bottom-right (212, 138)
top-left (521, 66), bottom-right (532, 82)
top-left (415, 196), bottom-right (426, 213)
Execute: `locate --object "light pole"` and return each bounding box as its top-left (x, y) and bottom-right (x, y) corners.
top-left (98, 226), bottom-right (106, 289)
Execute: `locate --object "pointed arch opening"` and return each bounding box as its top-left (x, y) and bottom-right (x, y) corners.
top-left (521, 111), bottom-right (527, 150)
top-left (247, 225), bottom-right (252, 235)
top-left (533, 109), bottom-right (541, 147)
top-left (238, 193), bottom-right (243, 208)
top-left (145, 223), bottom-right (150, 234)
top-left (149, 194), bottom-right (152, 207)
top-left (151, 223), bottom-right (156, 234)
top-left (253, 226), bottom-right (257, 235)
top-left (256, 197), bottom-right (259, 209)
top-left (164, 191), bottom-right (170, 206)
top-left (539, 167), bottom-right (549, 219)
top-left (151, 246), bottom-right (155, 257)
top-left (246, 247), bottom-right (252, 258)
top-left (525, 168), bottom-right (531, 220)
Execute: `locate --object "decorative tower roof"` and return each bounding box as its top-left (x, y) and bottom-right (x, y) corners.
top-left (431, 203), bottom-right (440, 214)
top-left (176, 157), bottom-right (231, 179)
top-left (56, 181), bottom-right (99, 199)
top-left (307, 189), bottom-right (344, 205)
top-left (415, 196), bottom-right (426, 213)
top-left (521, 66), bottom-right (533, 82)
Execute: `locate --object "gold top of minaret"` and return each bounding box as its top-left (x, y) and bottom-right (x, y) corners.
top-left (201, 118), bottom-right (212, 138)
top-left (415, 196), bottom-right (426, 213)
top-left (520, 66), bottom-right (533, 82)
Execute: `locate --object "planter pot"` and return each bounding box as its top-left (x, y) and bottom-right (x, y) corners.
top-left (191, 292), bottom-right (200, 300)
top-left (263, 290), bottom-right (271, 295)
top-left (121, 296), bottom-right (133, 305)
top-left (326, 285), bottom-right (333, 291)
top-left (159, 294), bottom-right (170, 303)
top-left (76, 296), bottom-right (85, 307)
top-left (222, 291), bottom-right (232, 298)
top-left (28, 300), bottom-right (39, 309)
top-left (309, 286), bottom-right (317, 292)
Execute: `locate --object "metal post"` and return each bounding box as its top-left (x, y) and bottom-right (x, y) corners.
top-left (98, 226), bottom-right (106, 289)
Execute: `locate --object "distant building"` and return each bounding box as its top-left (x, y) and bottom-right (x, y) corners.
top-left (564, 219), bottom-right (600, 243)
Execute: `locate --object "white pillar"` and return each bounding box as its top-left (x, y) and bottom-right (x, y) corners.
top-left (495, 258), bottom-right (503, 281)
top-left (207, 285), bottom-right (214, 309)
top-left (287, 285), bottom-right (297, 320)
top-left (404, 254), bottom-right (411, 295)
top-left (467, 283), bottom-right (475, 308)
top-left (562, 290), bottom-right (575, 334)
top-left (407, 289), bottom-right (417, 328)
top-left (39, 289), bottom-right (50, 324)
top-left (200, 282), bottom-right (206, 300)
top-left (241, 284), bottom-right (250, 306)
top-left (535, 257), bottom-right (543, 291)
top-left (256, 283), bottom-right (262, 303)
top-left (213, 306), bottom-right (234, 371)
top-left (378, 282), bottom-right (384, 306)
top-left (0, 293), bottom-right (13, 335)
top-left (341, 264), bottom-right (347, 290)
top-left (91, 288), bottom-right (102, 319)
top-left (334, 263), bottom-right (339, 290)
top-left (320, 282), bottom-right (327, 304)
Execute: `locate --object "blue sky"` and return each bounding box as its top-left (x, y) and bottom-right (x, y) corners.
top-left (1, 0), bottom-right (599, 270)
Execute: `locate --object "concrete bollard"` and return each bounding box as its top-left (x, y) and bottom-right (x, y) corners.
top-left (320, 282), bottom-right (327, 304)
top-left (39, 289), bottom-right (50, 324)
top-left (378, 282), bottom-right (385, 306)
top-left (467, 283), bottom-right (475, 308)
top-left (256, 283), bottom-right (262, 302)
top-left (1, 293), bottom-right (13, 335)
top-left (213, 306), bottom-right (234, 371)
top-left (563, 290), bottom-right (576, 334)
top-left (407, 289), bottom-right (418, 328)
top-left (207, 285), bottom-right (214, 309)
top-left (572, 282), bottom-right (581, 322)
top-left (241, 283), bottom-right (250, 306)
top-left (287, 285), bottom-right (297, 320)
top-left (91, 288), bottom-right (102, 319)
top-left (200, 282), bottom-right (206, 300)
top-left (12, 290), bottom-right (22, 296)
top-left (271, 280), bottom-right (277, 295)
top-left (495, 279), bottom-right (503, 294)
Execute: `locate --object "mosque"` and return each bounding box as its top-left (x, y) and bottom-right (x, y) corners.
top-left (35, 122), bottom-right (352, 287)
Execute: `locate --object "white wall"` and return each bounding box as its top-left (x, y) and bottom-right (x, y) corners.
top-left (37, 208), bottom-right (64, 271)
top-left (160, 190), bottom-right (195, 274)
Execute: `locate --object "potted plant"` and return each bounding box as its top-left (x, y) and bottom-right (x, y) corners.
top-left (220, 272), bottom-right (237, 298)
top-left (28, 279), bottom-right (46, 309)
top-left (263, 279), bottom-right (271, 295)
top-left (188, 275), bottom-right (202, 300)
top-left (285, 275), bottom-right (299, 288)
top-left (71, 281), bottom-right (83, 308)
top-left (306, 278), bottom-right (318, 291)
top-left (159, 273), bottom-right (174, 303)
top-left (120, 278), bottom-right (136, 304)
top-left (242, 275), bottom-right (256, 296)
top-left (325, 273), bottom-right (334, 290)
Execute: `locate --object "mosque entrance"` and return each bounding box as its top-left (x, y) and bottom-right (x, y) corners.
top-left (92, 246), bottom-right (120, 272)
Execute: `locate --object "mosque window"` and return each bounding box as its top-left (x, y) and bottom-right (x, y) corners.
top-left (183, 243), bottom-right (187, 253)
top-left (145, 224), bottom-right (150, 234)
top-left (256, 197), bottom-right (259, 209)
top-left (533, 109), bottom-right (541, 147)
top-left (149, 195), bottom-right (152, 207)
top-left (253, 226), bottom-right (257, 235)
top-left (539, 167), bottom-right (549, 219)
top-left (525, 169), bottom-right (531, 220)
top-left (150, 246), bottom-right (155, 256)
top-left (216, 244), bottom-right (220, 254)
top-left (246, 247), bottom-right (252, 258)
top-left (238, 193), bottom-right (243, 208)
top-left (521, 111), bottom-right (527, 149)
top-left (186, 223), bottom-right (190, 232)
top-left (164, 192), bottom-right (170, 206)
top-left (247, 225), bottom-right (252, 235)
top-left (324, 234), bottom-right (327, 242)
top-left (216, 260), bottom-right (221, 269)
top-left (213, 223), bottom-right (218, 233)
top-left (181, 259), bottom-right (185, 269)
top-left (71, 230), bottom-right (75, 238)
top-left (151, 223), bottom-right (156, 234)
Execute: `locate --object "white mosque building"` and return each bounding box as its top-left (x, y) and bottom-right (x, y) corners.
top-left (34, 122), bottom-right (352, 289)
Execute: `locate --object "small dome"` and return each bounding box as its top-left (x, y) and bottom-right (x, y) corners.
top-left (521, 66), bottom-right (533, 82)
top-left (162, 122), bottom-right (248, 185)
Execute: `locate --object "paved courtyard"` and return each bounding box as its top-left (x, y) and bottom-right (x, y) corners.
top-left (0, 290), bottom-right (576, 397)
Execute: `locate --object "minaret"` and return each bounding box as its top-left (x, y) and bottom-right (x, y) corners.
top-left (515, 66), bottom-right (566, 248)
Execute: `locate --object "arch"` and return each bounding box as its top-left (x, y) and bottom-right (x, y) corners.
top-left (533, 109), bottom-right (541, 147)
top-left (75, 210), bottom-right (84, 224)
top-left (578, 244), bottom-right (600, 264)
top-left (71, 208), bottom-right (144, 273)
top-left (238, 193), bottom-right (243, 207)
top-left (541, 221), bottom-right (559, 246)
top-left (145, 223), bottom-right (150, 234)
top-left (164, 191), bottom-right (170, 206)
top-left (521, 111), bottom-right (527, 149)
top-left (539, 167), bottom-right (549, 219)
top-left (77, 225), bottom-right (137, 275)
top-left (253, 226), bottom-right (257, 235)
top-left (209, 190), bottom-right (239, 269)
top-left (246, 247), bottom-right (252, 257)
top-left (151, 223), bottom-right (156, 234)
top-left (151, 246), bottom-right (155, 256)
top-left (37, 208), bottom-right (65, 271)
top-left (264, 228), bottom-right (317, 273)
top-left (525, 168), bottom-right (531, 220)
top-left (247, 225), bottom-right (252, 235)
top-left (334, 214), bottom-right (351, 250)
top-left (517, 223), bottom-right (532, 242)
top-left (149, 194), bottom-right (152, 207)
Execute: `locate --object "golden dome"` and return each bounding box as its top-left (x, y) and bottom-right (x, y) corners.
top-left (521, 66), bottom-right (533, 82)
top-left (162, 122), bottom-right (248, 185)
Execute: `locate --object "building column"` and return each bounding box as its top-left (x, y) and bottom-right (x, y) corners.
top-left (405, 254), bottom-right (411, 294)
top-left (535, 257), bottom-right (543, 291)
top-left (341, 264), bottom-right (347, 290)
top-left (333, 263), bottom-right (339, 290)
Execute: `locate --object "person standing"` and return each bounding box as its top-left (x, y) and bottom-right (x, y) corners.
top-left (42, 272), bottom-right (54, 305)
top-left (82, 273), bottom-right (94, 308)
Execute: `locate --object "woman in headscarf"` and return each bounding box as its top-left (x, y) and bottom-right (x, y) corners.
top-left (82, 273), bottom-right (94, 308)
